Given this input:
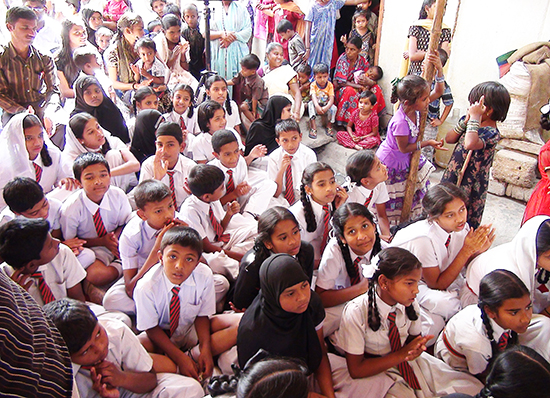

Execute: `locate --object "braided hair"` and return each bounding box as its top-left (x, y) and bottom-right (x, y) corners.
top-left (299, 162), bottom-right (334, 233)
top-left (478, 270), bottom-right (529, 360)
top-left (206, 75), bottom-right (232, 116)
top-left (173, 83), bottom-right (195, 118)
top-left (332, 203), bottom-right (382, 282)
top-left (367, 247), bottom-right (421, 331)
top-left (23, 115), bottom-right (52, 167)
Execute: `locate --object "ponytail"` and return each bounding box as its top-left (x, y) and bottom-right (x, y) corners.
top-left (300, 184), bottom-right (317, 233)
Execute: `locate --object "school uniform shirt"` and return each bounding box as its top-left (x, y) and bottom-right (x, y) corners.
top-left (225, 100), bottom-right (242, 130)
top-left (190, 129), bottom-right (244, 163)
top-left (119, 213), bottom-right (162, 271)
top-left (0, 244), bottom-right (86, 306)
top-left (178, 195), bottom-right (226, 246)
top-left (162, 110), bottom-right (198, 160)
top-left (60, 186), bottom-right (132, 240)
top-left (346, 183), bottom-right (390, 221)
top-left (290, 200), bottom-right (333, 261)
top-left (0, 196), bottom-right (62, 230)
top-left (134, 262), bottom-right (216, 346)
top-left (139, 153), bottom-right (197, 211)
top-left (30, 148), bottom-right (73, 195)
top-left (268, 143), bottom-right (317, 202)
top-left (316, 237), bottom-right (371, 291)
top-left (434, 304), bottom-right (508, 375)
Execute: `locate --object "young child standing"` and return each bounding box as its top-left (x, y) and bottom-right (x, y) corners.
top-left (333, 247), bottom-right (484, 397)
top-left (345, 150), bottom-right (391, 240)
top-left (341, 9), bottom-right (374, 63)
top-left (276, 19), bottom-right (306, 71)
top-left (297, 64), bottom-right (312, 116)
top-left (134, 227), bottom-right (241, 378)
top-left (375, 75), bottom-right (445, 226)
top-left (181, 3), bottom-right (206, 81)
top-left (338, 90), bottom-right (380, 149)
top-left (308, 63), bottom-right (337, 139)
top-left (441, 81), bottom-right (511, 229)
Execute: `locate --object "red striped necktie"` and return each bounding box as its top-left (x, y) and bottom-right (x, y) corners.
top-left (387, 311), bottom-right (421, 389)
top-left (320, 204), bottom-right (331, 252)
top-left (498, 331), bottom-right (510, 351)
top-left (445, 235), bottom-right (451, 249)
top-left (180, 115), bottom-right (187, 131)
top-left (166, 171), bottom-right (177, 208)
top-left (31, 271), bottom-right (55, 304)
top-left (209, 206), bottom-right (230, 243)
top-left (33, 162), bottom-right (42, 183)
top-left (284, 156), bottom-right (295, 205)
top-left (364, 190), bottom-right (374, 207)
top-left (93, 209), bottom-right (108, 237)
top-left (169, 286), bottom-right (181, 337)
top-left (350, 257), bottom-right (363, 285)
top-left (226, 170), bottom-right (235, 194)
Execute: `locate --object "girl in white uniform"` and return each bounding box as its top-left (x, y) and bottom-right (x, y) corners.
top-left (391, 183), bottom-right (495, 340)
top-left (436, 269), bottom-right (550, 376)
top-left (205, 75), bottom-right (242, 135)
top-left (316, 203), bottom-right (382, 336)
top-left (333, 247), bottom-right (484, 398)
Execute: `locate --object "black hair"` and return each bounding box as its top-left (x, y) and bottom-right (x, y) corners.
top-left (212, 129), bottom-right (238, 154)
top-left (57, 17), bottom-right (85, 86)
top-left (346, 149), bottom-right (377, 184)
top-left (42, 298), bottom-right (98, 355)
top-left (236, 357), bottom-right (309, 398)
top-left (3, 177), bottom-right (45, 214)
top-left (367, 247), bottom-right (420, 331)
top-left (134, 179), bottom-right (172, 210)
top-left (391, 74), bottom-right (429, 105)
top-left (135, 36), bottom-right (157, 52)
top-left (240, 53), bottom-right (261, 71)
top-left (197, 100), bottom-right (224, 132)
top-left (352, 9), bottom-right (370, 25)
top-left (23, 114), bottom-right (52, 167)
top-left (347, 35), bottom-right (363, 51)
top-left (69, 112), bottom-right (112, 155)
top-left (163, 3), bottom-right (181, 19)
top-left (478, 270), bottom-right (530, 367)
top-left (358, 90), bottom-right (377, 106)
top-left (205, 75), bottom-right (232, 116)
top-left (150, 0), bottom-right (166, 7)
top-left (187, 164), bottom-right (225, 197)
top-left (160, 225), bottom-right (203, 256)
top-left (468, 82), bottom-right (511, 122)
top-left (253, 207), bottom-right (300, 268)
top-left (65, 0), bottom-right (81, 12)
top-left (296, 63), bottom-right (312, 77)
top-left (0, 218), bottom-right (50, 269)
top-left (7, 6), bottom-right (38, 24)
top-left (368, 65), bottom-right (383, 80)
top-left (418, 0), bottom-right (436, 19)
top-left (422, 182), bottom-right (468, 221)
top-left (73, 152), bottom-right (110, 182)
top-left (161, 12), bottom-right (181, 30)
top-left (155, 122), bottom-right (183, 144)
top-left (181, 2), bottom-right (198, 15)
top-left (481, 345), bottom-right (550, 398)
top-left (276, 19), bottom-right (293, 35)
top-left (300, 162), bottom-right (334, 233)
top-left (73, 47), bottom-right (98, 69)
top-left (333, 203), bottom-right (382, 280)
top-left (437, 48), bottom-right (449, 67)
top-left (133, 86), bottom-right (157, 115)
top-left (275, 119), bottom-right (301, 138)
top-left (312, 63), bottom-right (329, 76)
top-left (147, 19), bottom-right (161, 32)
top-left (173, 83), bottom-right (195, 118)
top-left (536, 221), bottom-right (550, 284)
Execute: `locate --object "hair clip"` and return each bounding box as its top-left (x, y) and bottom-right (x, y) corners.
top-left (390, 77), bottom-right (402, 88)
top-left (362, 256), bottom-right (380, 279)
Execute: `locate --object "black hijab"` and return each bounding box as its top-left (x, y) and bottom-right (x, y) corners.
top-left (82, 8), bottom-right (98, 48)
top-left (244, 95), bottom-right (292, 156)
top-left (237, 254), bottom-right (324, 372)
top-left (130, 109), bottom-right (164, 163)
top-left (72, 75), bottom-right (130, 143)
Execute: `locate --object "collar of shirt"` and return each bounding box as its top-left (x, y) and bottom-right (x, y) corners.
top-left (186, 194), bottom-right (211, 213)
top-left (161, 264), bottom-right (197, 291)
top-left (375, 290), bottom-right (406, 329)
top-left (142, 218), bottom-right (160, 241)
top-left (348, 245), bottom-right (372, 264)
top-left (283, 144), bottom-right (302, 159)
top-left (82, 188), bottom-right (113, 215)
top-left (310, 199), bottom-right (331, 222)
top-left (429, 220), bottom-right (453, 243)
top-left (7, 42), bottom-right (37, 61)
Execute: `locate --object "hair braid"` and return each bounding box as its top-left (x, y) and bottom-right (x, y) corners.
top-left (367, 277), bottom-right (381, 331)
top-left (405, 304), bottom-right (418, 321)
top-left (480, 305), bottom-right (499, 359)
top-left (300, 184), bottom-right (317, 233)
top-left (225, 96), bottom-right (232, 115)
top-left (337, 239), bottom-right (358, 282)
top-left (40, 144), bottom-right (53, 167)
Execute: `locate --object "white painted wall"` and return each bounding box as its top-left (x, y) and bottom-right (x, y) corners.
top-left (378, 0), bottom-right (550, 117)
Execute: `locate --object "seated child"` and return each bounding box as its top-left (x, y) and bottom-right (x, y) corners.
top-left (60, 153), bottom-right (133, 288)
top-left (163, 83), bottom-right (199, 137)
top-left (296, 64), bottom-right (311, 117)
top-left (308, 63), bottom-right (337, 139)
top-left (267, 119), bottom-right (317, 206)
top-left (95, 27), bottom-right (114, 57)
top-left (354, 65), bottom-right (385, 116)
top-left (134, 227), bottom-right (242, 377)
top-left (179, 164), bottom-right (257, 267)
top-left (276, 19), bottom-right (306, 71)
top-left (44, 298), bottom-right (204, 398)
top-left (139, 122), bottom-right (197, 211)
top-left (205, 75), bottom-right (242, 135)
top-left (127, 87), bottom-right (160, 140)
top-left (147, 19), bottom-right (162, 36)
top-left (338, 90), bottom-right (380, 150)
top-left (209, 129), bottom-right (276, 217)
top-left (345, 150), bottom-right (391, 240)
top-left (181, 3), bottom-right (206, 81)
top-left (0, 219), bottom-right (86, 306)
top-left (228, 54), bottom-right (269, 125)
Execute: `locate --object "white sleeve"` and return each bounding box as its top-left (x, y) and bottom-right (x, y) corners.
top-left (401, 237), bottom-right (439, 269)
top-left (375, 184), bottom-right (390, 204)
top-left (134, 279), bottom-right (161, 332)
top-left (337, 301), bottom-right (368, 356)
top-left (118, 322), bottom-right (154, 372)
top-left (267, 154), bottom-right (279, 181)
top-left (316, 241), bottom-right (343, 290)
top-left (119, 230), bottom-right (140, 270)
top-left (197, 267), bottom-right (216, 317)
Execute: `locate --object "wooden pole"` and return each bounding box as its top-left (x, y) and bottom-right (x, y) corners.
top-left (399, 0), bottom-right (447, 223)
top-left (374, 0), bottom-right (384, 65)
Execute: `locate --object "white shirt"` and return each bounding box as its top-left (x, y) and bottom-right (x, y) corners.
top-left (225, 101), bottom-right (241, 130)
top-left (178, 195), bottom-right (226, 245)
top-left (0, 244), bottom-right (86, 306)
top-left (316, 237), bottom-right (371, 291)
top-left (347, 183), bottom-right (390, 217)
top-left (190, 130), bottom-right (244, 162)
top-left (60, 187), bottom-right (132, 240)
top-left (33, 16), bottom-right (62, 56)
top-left (139, 154), bottom-right (197, 210)
top-left (268, 144), bottom-right (317, 201)
top-left (31, 146), bottom-right (73, 195)
top-left (209, 155), bottom-right (248, 192)
top-left (163, 110), bottom-right (200, 136)
top-left (0, 196), bottom-right (62, 230)
top-left (135, 57), bottom-right (168, 86)
top-left (119, 213), bottom-right (159, 271)
top-left (134, 262), bottom-right (216, 345)
top-left (290, 199), bottom-right (333, 261)
top-left (334, 291), bottom-right (422, 356)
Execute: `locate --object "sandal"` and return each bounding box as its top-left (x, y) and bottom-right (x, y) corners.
top-left (309, 128), bottom-right (317, 139)
top-left (326, 127), bottom-right (335, 138)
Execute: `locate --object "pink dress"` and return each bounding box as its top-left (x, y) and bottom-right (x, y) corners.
top-left (337, 109), bottom-right (380, 149)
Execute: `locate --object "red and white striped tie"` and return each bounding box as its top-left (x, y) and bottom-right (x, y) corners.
top-left (169, 286), bottom-right (181, 337)
top-left (93, 209), bottom-right (108, 237)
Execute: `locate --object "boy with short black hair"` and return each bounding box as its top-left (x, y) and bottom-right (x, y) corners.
top-left (276, 19), bottom-right (306, 71)
top-left (138, 122), bottom-right (197, 211)
top-left (73, 46), bottom-right (116, 101)
top-left (44, 298), bottom-right (204, 398)
top-left (181, 3), bottom-right (205, 81)
top-left (134, 226), bottom-right (241, 378)
top-left (209, 129), bottom-right (276, 216)
top-left (60, 153), bottom-right (132, 288)
top-left (268, 119), bottom-right (317, 206)
top-left (308, 63), bottom-right (337, 139)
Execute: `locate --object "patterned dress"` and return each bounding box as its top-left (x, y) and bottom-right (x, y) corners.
top-left (337, 108), bottom-right (380, 149)
top-left (407, 25), bottom-right (451, 75)
top-left (334, 53), bottom-right (370, 124)
top-left (441, 117), bottom-right (500, 229)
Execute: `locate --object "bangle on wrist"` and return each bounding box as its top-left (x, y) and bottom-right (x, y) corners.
top-left (416, 141), bottom-right (421, 151)
top-left (132, 83), bottom-right (137, 90)
top-left (435, 75), bottom-right (445, 83)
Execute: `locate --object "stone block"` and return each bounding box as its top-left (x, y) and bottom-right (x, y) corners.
top-left (492, 149), bottom-right (537, 188)
top-left (505, 183), bottom-right (536, 203)
top-left (498, 94), bottom-right (528, 140)
top-left (499, 139), bottom-right (542, 156)
top-left (488, 177), bottom-right (506, 196)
